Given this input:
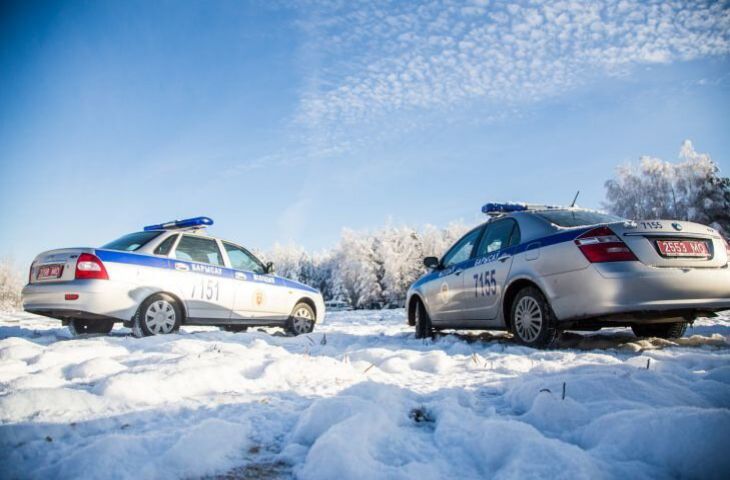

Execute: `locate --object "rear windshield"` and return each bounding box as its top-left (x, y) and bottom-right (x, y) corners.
top-left (101, 231), bottom-right (162, 251)
top-left (537, 210), bottom-right (625, 228)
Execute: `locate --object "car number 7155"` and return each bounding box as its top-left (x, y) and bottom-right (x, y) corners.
top-left (474, 269), bottom-right (497, 297)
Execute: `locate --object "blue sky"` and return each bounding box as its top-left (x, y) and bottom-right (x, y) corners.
top-left (1, 0), bottom-right (729, 266)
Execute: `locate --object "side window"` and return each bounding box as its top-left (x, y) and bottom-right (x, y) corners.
top-left (442, 227), bottom-right (483, 267)
top-left (224, 242), bottom-right (265, 274)
top-left (154, 235), bottom-right (178, 256)
top-left (173, 235), bottom-right (223, 266)
top-left (476, 219), bottom-right (520, 257)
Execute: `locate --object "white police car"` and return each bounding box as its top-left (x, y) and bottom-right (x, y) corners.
top-left (407, 203), bottom-right (730, 348)
top-left (21, 217), bottom-right (325, 337)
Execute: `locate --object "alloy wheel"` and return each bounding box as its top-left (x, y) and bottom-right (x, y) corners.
top-left (514, 296), bottom-right (543, 343)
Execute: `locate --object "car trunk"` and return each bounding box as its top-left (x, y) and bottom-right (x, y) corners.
top-left (29, 248), bottom-right (95, 284)
top-left (609, 221), bottom-right (727, 268)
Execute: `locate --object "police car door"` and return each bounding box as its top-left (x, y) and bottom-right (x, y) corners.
top-left (221, 242), bottom-right (278, 319)
top-left (429, 227), bottom-right (483, 322)
top-left (463, 218), bottom-right (519, 321)
top-left (171, 234), bottom-right (235, 320)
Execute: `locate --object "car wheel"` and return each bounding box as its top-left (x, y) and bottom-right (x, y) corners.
top-left (631, 322), bottom-right (687, 339)
top-left (510, 286), bottom-right (560, 348)
top-left (132, 293), bottom-right (182, 338)
top-left (414, 299), bottom-right (434, 339)
top-left (68, 319), bottom-right (114, 336)
top-left (286, 303), bottom-right (315, 336)
top-left (220, 325), bottom-right (248, 333)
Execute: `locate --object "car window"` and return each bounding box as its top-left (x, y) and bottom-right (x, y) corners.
top-left (102, 231), bottom-right (162, 252)
top-left (442, 227), bottom-right (482, 267)
top-left (537, 210), bottom-right (625, 227)
top-left (174, 235), bottom-right (223, 266)
top-left (223, 242), bottom-right (265, 274)
top-left (476, 219), bottom-right (520, 256)
top-left (154, 234), bottom-right (178, 256)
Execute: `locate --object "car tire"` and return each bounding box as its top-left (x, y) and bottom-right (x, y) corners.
top-left (631, 322), bottom-right (688, 339)
top-left (132, 293), bottom-right (183, 338)
top-left (414, 299), bottom-right (434, 339)
top-left (510, 286), bottom-right (560, 348)
top-left (221, 325), bottom-right (248, 333)
top-left (68, 319), bottom-right (114, 336)
top-left (286, 302), bottom-right (315, 336)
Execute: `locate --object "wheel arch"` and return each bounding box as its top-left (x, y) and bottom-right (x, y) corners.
top-left (502, 278), bottom-right (547, 331)
top-left (140, 290), bottom-right (188, 322)
top-left (407, 294), bottom-right (425, 326)
top-left (295, 296), bottom-right (318, 320)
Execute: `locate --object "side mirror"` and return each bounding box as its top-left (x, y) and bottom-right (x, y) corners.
top-left (265, 262), bottom-right (275, 274)
top-left (423, 256), bottom-right (440, 270)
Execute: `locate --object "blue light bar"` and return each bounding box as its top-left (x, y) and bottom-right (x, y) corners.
top-left (481, 203), bottom-right (528, 214)
top-left (144, 216), bottom-right (214, 231)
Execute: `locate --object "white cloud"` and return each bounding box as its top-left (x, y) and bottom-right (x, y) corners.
top-left (294, 0), bottom-right (730, 128)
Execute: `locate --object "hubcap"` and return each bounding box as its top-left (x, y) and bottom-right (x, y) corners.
top-left (145, 300), bottom-right (176, 335)
top-left (292, 307), bottom-right (313, 334)
top-left (514, 296), bottom-right (542, 342)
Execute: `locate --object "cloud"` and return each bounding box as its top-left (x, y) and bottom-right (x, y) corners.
top-left (294, 0), bottom-right (730, 128)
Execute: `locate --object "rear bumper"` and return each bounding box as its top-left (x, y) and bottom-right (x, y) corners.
top-left (546, 262), bottom-right (730, 323)
top-left (25, 308), bottom-right (118, 323)
top-left (21, 280), bottom-right (138, 322)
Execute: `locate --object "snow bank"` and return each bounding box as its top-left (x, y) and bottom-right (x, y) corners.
top-left (1, 310), bottom-right (728, 479)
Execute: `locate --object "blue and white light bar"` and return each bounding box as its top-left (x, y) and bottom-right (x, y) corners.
top-left (481, 202), bottom-right (528, 215)
top-left (482, 203), bottom-right (562, 215)
top-left (144, 216), bottom-right (214, 231)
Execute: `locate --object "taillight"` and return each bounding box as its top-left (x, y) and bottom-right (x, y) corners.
top-left (75, 253), bottom-right (109, 280)
top-left (575, 226), bottom-right (638, 263)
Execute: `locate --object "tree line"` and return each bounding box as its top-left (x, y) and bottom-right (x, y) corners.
top-left (1, 140), bottom-right (727, 311)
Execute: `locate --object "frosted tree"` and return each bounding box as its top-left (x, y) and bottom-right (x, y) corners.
top-left (0, 258), bottom-right (22, 311)
top-left (604, 140), bottom-right (729, 235)
top-left (377, 226), bottom-right (424, 306)
top-left (333, 229), bottom-right (384, 308)
top-left (260, 221), bottom-right (470, 308)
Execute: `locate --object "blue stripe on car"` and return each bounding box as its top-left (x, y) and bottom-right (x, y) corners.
top-left (411, 227), bottom-right (592, 288)
top-left (95, 249), bottom-right (318, 293)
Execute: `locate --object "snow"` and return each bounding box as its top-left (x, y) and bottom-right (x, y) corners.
top-left (1, 309), bottom-right (729, 479)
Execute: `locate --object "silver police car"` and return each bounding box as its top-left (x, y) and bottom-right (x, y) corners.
top-left (22, 217), bottom-right (325, 337)
top-left (407, 203), bottom-right (730, 348)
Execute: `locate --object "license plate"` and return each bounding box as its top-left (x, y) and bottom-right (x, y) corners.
top-left (656, 240), bottom-right (710, 257)
top-left (37, 264), bottom-right (64, 279)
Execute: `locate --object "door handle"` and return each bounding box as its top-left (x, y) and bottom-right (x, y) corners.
top-left (454, 270), bottom-right (462, 276)
top-left (499, 256), bottom-right (511, 263)
top-left (234, 272), bottom-right (247, 281)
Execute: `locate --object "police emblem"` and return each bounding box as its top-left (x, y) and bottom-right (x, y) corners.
top-left (254, 290), bottom-right (265, 307)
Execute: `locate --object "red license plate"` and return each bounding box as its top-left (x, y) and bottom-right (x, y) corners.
top-left (656, 240), bottom-right (710, 257)
top-left (37, 264), bottom-right (64, 279)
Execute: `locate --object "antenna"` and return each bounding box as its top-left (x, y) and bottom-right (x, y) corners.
top-left (570, 191), bottom-right (580, 208)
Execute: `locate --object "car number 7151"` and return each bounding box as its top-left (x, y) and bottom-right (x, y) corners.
top-left (191, 278), bottom-right (220, 301)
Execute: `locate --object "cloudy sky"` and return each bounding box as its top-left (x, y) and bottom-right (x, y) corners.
top-left (1, 0), bottom-right (729, 264)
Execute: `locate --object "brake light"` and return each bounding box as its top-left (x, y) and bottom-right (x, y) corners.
top-left (575, 226), bottom-right (638, 263)
top-left (75, 253), bottom-right (109, 280)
